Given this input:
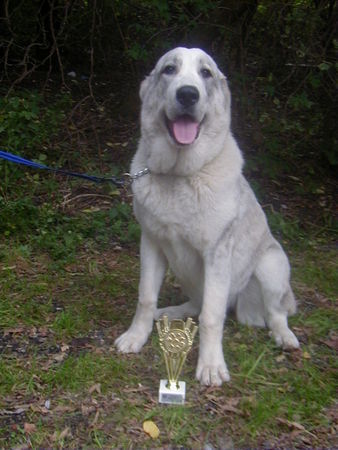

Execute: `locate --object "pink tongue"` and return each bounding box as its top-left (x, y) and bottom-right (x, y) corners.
top-left (172, 117), bottom-right (199, 145)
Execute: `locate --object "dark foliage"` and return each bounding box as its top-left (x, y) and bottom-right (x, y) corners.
top-left (0, 0), bottom-right (337, 168)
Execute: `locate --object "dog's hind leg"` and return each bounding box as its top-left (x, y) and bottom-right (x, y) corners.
top-left (155, 299), bottom-right (201, 320)
top-left (236, 276), bottom-right (266, 327)
top-left (255, 244), bottom-right (299, 350)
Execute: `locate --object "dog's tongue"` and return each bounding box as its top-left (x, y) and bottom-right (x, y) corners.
top-left (172, 117), bottom-right (199, 145)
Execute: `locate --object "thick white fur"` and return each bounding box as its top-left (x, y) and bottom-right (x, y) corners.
top-left (115, 47), bottom-right (299, 386)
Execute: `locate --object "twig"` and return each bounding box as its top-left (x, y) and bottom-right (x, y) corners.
top-left (49, 0), bottom-right (66, 87)
top-left (61, 193), bottom-right (114, 208)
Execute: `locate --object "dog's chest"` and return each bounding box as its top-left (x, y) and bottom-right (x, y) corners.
top-left (133, 175), bottom-right (236, 251)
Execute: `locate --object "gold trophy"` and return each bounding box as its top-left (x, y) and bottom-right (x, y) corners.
top-left (156, 315), bottom-right (198, 404)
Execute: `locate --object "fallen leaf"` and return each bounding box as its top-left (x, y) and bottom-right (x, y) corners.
top-left (81, 404), bottom-right (96, 416)
top-left (24, 422), bottom-right (36, 434)
top-left (59, 427), bottom-right (71, 440)
top-left (88, 383), bottom-right (101, 394)
top-left (61, 344), bottom-right (69, 352)
top-left (0, 407), bottom-right (26, 416)
top-left (143, 420), bottom-right (160, 439)
top-left (38, 326), bottom-right (49, 337)
top-left (53, 352), bottom-right (66, 363)
top-left (276, 417), bottom-right (305, 431)
top-left (54, 405), bottom-right (76, 413)
top-left (302, 351), bottom-right (311, 360)
top-left (221, 403), bottom-right (243, 415)
top-left (28, 327), bottom-right (38, 337)
top-left (276, 354), bottom-right (286, 362)
top-left (3, 327), bottom-right (24, 336)
top-left (30, 404), bottom-right (49, 414)
top-left (90, 410), bottom-right (100, 427)
top-left (205, 394), bottom-right (243, 415)
top-left (320, 335), bottom-right (338, 351)
top-left (41, 359), bottom-right (54, 371)
top-left (51, 427), bottom-right (71, 442)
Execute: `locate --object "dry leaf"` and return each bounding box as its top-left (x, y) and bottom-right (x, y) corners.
top-left (30, 404), bottom-right (49, 414)
top-left (275, 354), bottom-right (286, 363)
top-left (28, 327), bottom-right (38, 337)
top-left (276, 417), bottom-right (305, 431)
top-left (90, 410), bottom-right (100, 427)
top-left (88, 383), bottom-right (101, 394)
top-left (302, 351), bottom-right (311, 360)
top-left (54, 404), bottom-right (76, 413)
top-left (143, 420), bottom-right (160, 439)
top-left (59, 427), bottom-right (71, 440)
top-left (24, 422), bottom-right (36, 434)
top-left (38, 326), bottom-right (49, 337)
top-left (320, 335), bottom-right (338, 351)
top-left (221, 402), bottom-right (243, 415)
top-left (3, 327), bottom-right (24, 336)
top-left (53, 352), bottom-right (66, 363)
top-left (81, 404), bottom-right (96, 416)
top-left (51, 427), bottom-right (71, 442)
top-left (61, 344), bottom-right (69, 352)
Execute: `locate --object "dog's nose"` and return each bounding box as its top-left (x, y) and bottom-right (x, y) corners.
top-left (176, 86), bottom-right (200, 107)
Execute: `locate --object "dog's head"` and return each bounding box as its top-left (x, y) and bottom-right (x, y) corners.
top-left (139, 47), bottom-right (232, 175)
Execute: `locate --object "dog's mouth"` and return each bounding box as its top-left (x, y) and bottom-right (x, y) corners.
top-left (166, 115), bottom-right (201, 146)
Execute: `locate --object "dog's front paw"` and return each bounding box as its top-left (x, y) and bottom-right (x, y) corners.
top-left (196, 359), bottom-right (230, 386)
top-left (115, 329), bottom-right (148, 353)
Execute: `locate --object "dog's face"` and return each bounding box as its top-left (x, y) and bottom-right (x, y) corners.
top-left (139, 48), bottom-right (231, 175)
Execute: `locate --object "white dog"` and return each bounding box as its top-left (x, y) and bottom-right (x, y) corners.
top-left (115, 47), bottom-right (299, 386)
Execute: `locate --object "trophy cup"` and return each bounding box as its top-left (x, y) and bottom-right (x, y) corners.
top-left (156, 315), bottom-right (198, 405)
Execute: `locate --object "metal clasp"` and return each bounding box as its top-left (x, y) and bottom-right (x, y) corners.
top-left (123, 167), bottom-right (150, 184)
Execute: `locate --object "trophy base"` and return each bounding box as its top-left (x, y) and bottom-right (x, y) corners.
top-left (158, 379), bottom-right (186, 405)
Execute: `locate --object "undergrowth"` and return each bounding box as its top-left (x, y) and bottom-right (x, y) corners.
top-left (0, 89), bottom-right (336, 448)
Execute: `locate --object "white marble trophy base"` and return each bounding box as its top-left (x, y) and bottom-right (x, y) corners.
top-left (158, 379), bottom-right (186, 405)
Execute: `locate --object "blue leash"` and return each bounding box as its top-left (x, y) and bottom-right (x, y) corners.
top-left (0, 150), bottom-right (126, 187)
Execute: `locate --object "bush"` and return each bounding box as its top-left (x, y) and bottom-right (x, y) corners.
top-left (0, 91), bottom-right (69, 154)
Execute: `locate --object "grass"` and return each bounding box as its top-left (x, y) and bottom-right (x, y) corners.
top-left (293, 248), bottom-right (337, 301)
top-left (0, 231), bottom-right (336, 448)
top-left (0, 90), bottom-right (336, 448)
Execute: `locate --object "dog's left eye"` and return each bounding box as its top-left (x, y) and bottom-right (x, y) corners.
top-left (201, 68), bottom-right (212, 79)
top-left (162, 65), bottom-right (176, 75)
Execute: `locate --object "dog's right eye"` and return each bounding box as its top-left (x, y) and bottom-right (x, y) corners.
top-left (162, 65), bottom-right (176, 75)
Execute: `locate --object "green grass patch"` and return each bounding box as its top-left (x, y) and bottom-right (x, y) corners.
top-left (0, 91), bottom-right (336, 446)
top-left (42, 353), bottom-right (129, 392)
top-left (1, 229), bottom-right (337, 448)
top-left (292, 248), bottom-right (337, 301)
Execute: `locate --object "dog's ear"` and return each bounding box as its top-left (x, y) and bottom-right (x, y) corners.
top-left (216, 66), bottom-right (230, 96)
top-left (219, 73), bottom-right (231, 110)
top-left (139, 70), bottom-right (155, 102)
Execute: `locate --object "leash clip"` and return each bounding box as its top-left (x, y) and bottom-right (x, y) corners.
top-left (123, 167), bottom-right (150, 184)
